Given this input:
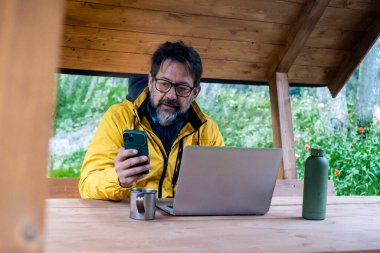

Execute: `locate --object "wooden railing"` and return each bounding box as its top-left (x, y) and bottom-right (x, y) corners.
top-left (46, 178), bottom-right (335, 198)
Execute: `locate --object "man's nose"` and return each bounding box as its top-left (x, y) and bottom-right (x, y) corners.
top-left (165, 86), bottom-right (178, 99)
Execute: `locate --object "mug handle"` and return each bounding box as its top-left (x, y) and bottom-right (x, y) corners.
top-left (136, 193), bottom-right (145, 214)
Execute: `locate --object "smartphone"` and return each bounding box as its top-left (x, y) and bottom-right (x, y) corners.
top-left (123, 130), bottom-right (150, 175)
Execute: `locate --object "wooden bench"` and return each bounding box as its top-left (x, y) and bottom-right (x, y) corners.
top-left (47, 178), bottom-right (81, 198)
top-left (46, 178), bottom-right (335, 198)
top-left (274, 179), bottom-right (336, 196)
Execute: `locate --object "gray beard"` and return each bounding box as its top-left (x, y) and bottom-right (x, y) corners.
top-left (150, 90), bottom-right (192, 126)
top-left (156, 100), bottom-right (192, 126)
top-left (157, 108), bottom-right (179, 126)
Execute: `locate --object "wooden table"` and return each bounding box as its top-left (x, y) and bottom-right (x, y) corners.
top-left (44, 196), bottom-right (380, 252)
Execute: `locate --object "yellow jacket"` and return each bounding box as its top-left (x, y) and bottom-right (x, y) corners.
top-left (79, 88), bottom-right (224, 200)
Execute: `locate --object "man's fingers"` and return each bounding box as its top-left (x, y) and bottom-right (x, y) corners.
top-left (115, 148), bottom-right (138, 162)
top-left (118, 165), bottom-right (150, 188)
top-left (120, 155), bottom-right (148, 169)
top-left (114, 147), bottom-right (151, 188)
top-left (120, 164), bottom-right (151, 178)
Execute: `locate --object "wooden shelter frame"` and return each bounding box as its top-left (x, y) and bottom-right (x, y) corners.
top-left (1, 0), bottom-right (379, 251)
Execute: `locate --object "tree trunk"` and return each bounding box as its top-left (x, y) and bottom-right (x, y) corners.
top-left (316, 87), bottom-right (348, 130)
top-left (356, 39), bottom-right (380, 126)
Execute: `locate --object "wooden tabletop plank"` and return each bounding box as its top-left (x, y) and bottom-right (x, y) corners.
top-left (44, 197), bottom-right (380, 253)
top-left (45, 203), bottom-right (380, 224)
top-left (45, 196), bottom-right (380, 208)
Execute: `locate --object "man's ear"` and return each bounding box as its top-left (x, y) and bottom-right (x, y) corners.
top-left (148, 74), bottom-right (154, 92)
top-left (191, 86), bottom-right (201, 102)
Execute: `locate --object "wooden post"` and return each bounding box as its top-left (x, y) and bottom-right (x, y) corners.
top-left (269, 72), bottom-right (297, 179)
top-left (0, 0), bottom-right (64, 252)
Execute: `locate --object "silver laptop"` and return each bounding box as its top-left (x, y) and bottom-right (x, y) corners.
top-left (156, 146), bottom-right (282, 215)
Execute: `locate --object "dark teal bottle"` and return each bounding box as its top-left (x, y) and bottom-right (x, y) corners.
top-left (302, 148), bottom-right (328, 220)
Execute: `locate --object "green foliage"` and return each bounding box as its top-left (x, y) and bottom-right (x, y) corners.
top-left (50, 74), bottom-right (129, 177)
top-left (292, 89), bottom-right (380, 195)
top-left (49, 149), bottom-right (86, 178)
top-left (54, 75), bottom-right (128, 133)
top-left (197, 84), bottom-right (273, 148)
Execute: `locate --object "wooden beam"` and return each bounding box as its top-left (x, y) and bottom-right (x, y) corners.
top-left (61, 47), bottom-right (270, 81)
top-left (0, 0), bottom-right (64, 252)
top-left (65, 1), bottom-right (290, 45)
top-left (267, 0), bottom-right (330, 78)
top-left (329, 15), bottom-right (380, 97)
top-left (329, 0), bottom-right (380, 11)
top-left (63, 25), bottom-right (281, 64)
top-left (288, 64), bottom-right (336, 84)
top-left (77, 0), bottom-right (304, 25)
top-left (269, 73), bottom-right (297, 179)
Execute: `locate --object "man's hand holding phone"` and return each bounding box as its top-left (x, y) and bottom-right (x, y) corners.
top-left (115, 130), bottom-right (151, 188)
top-left (114, 148), bottom-right (150, 188)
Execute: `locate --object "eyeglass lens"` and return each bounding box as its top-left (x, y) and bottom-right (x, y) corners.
top-left (155, 79), bottom-right (193, 97)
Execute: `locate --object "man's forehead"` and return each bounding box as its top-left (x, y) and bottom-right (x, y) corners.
top-left (158, 60), bottom-right (193, 83)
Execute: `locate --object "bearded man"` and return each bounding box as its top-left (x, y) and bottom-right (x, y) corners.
top-left (79, 41), bottom-right (224, 200)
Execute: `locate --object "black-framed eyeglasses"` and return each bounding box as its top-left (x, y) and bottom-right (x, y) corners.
top-left (154, 78), bottom-right (195, 97)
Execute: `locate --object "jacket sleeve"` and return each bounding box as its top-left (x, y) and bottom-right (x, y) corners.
top-left (202, 117), bottom-right (225, 147)
top-left (79, 105), bottom-right (129, 201)
top-left (211, 120), bottom-right (225, 147)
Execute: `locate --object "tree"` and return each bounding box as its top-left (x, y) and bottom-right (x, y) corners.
top-left (356, 38), bottom-right (380, 126)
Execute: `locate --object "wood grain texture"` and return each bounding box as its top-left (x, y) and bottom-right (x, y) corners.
top-left (318, 6), bottom-right (378, 31)
top-left (63, 25), bottom-right (281, 64)
top-left (273, 179), bottom-right (335, 196)
top-left (62, 47), bottom-right (335, 85)
top-left (45, 178), bottom-right (334, 198)
top-left (47, 178), bottom-right (81, 198)
top-left (268, 0), bottom-right (330, 77)
top-left (288, 65), bottom-right (336, 85)
top-left (0, 0), bottom-right (64, 252)
top-left (329, 0), bottom-right (380, 11)
top-left (305, 27), bottom-right (364, 50)
top-left (61, 47), bottom-right (270, 81)
top-left (76, 0), bottom-right (305, 24)
top-left (70, 0), bottom-right (380, 22)
top-left (294, 47), bottom-right (349, 67)
top-left (269, 73), bottom-right (297, 179)
top-left (43, 197), bottom-right (380, 252)
top-left (329, 15), bottom-right (380, 97)
top-left (65, 1), bottom-right (291, 45)
top-left (61, 0), bottom-right (380, 96)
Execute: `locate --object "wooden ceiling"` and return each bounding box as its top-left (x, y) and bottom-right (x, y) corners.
top-left (61, 0), bottom-right (380, 97)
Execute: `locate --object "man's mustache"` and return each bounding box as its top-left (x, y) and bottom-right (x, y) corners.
top-left (159, 98), bottom-right (179, 108)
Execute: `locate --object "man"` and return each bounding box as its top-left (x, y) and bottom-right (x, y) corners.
top-left (79, 41), bottom-right (224, 200)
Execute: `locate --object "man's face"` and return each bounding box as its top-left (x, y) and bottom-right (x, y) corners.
top-left (148, 59), bottom-right (201, 126)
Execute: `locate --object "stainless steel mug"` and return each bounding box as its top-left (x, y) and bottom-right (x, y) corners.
top-left (130, 188), bottom-right (157, 220)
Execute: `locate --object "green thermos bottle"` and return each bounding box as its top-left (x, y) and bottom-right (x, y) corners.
top-left (302, 148), bottom-right (328, 220)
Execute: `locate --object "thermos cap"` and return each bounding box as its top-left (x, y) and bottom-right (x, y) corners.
top-left (310, 148), bottom-right (324, 156)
